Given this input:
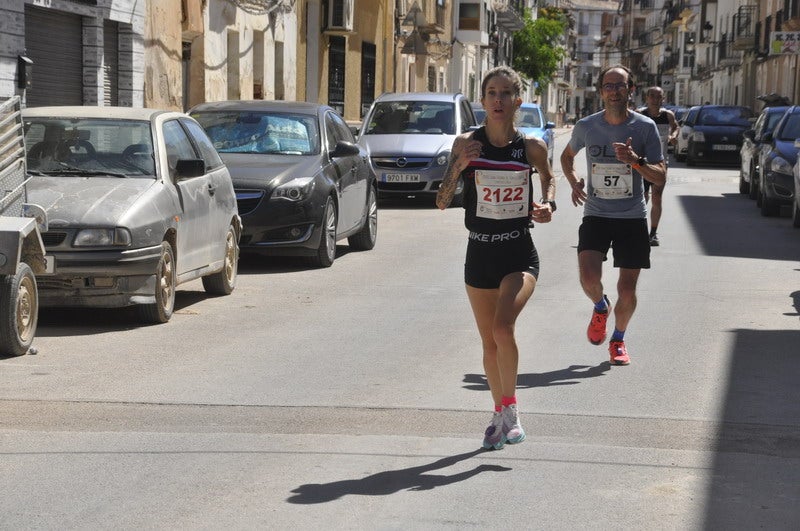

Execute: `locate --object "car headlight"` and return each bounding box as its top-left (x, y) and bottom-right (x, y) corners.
top-left (436, 153), bottom-right (449, 166)
top-left (691, 131), bottom-right (705, 142)
top-left (273, 177), bottom-right (315, 201)
top-left (770, 156), bottom-right (792, 175)
top-left (73, 228), bottom-right (132, 247)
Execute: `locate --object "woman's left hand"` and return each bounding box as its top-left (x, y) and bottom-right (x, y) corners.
top-left (530, 202), bottom-right (553, 223)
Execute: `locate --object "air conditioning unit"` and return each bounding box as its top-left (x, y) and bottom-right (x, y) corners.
top-left (327, 0), bottom-right (354, 32)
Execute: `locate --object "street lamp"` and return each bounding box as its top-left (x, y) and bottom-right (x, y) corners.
top-left (685, 37), bottom-right (696, 78)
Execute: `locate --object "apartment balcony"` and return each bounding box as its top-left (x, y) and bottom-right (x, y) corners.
top-left (492, 0), bottom-right (525, 32)
top-left (455, 0), bottom-right (489, 45)
top-left (732, 5), bottom-right (756, 50)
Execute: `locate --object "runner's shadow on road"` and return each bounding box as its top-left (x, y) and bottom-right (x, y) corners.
top-left (463, 363), bottom-right (610, 391)
top-left (287, 449), bottom-right (510, 504)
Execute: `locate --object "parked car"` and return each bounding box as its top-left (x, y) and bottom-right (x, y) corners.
top-left (516, 102), bottom-right (556, 165)
top-left (674, 105), bottom-right (701, 162)
top-left (358, 92), bottom-right (479, 206)
top-left (675, 105), bottom-right (755, 166)
top-left (793, 156), bottom-right (800, 227)
top-left (471, 102), bottom-right (486, 124)
top-left (755, 105), bottom-right (800, 217)
top-left (23, 106), bottom-right (241, 323)
top-left (740, 106), bottom-right (789, 197)
top-left (190, 101), bottom-right (377, 267)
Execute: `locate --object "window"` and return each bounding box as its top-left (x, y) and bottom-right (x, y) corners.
top-left (328, 36), bottom-right (346, 115)
top-left (361, 42), bottom-right (376, 119)
top-left (163, 120), bottom-right (198, 177)
top-left (459, 3), bottom-right (479, 30)
top-left (182, 119), bottom-right (223, 170)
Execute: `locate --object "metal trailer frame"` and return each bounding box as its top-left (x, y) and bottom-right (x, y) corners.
top-left (0, 96), bottom-right (47, 357)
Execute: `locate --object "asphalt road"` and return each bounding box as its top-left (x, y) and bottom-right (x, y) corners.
top-left (1, 128), bottom-right (798, 529)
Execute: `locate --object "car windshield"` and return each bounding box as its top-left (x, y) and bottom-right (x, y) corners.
top-left (517, 108), bottom-right (542, 128)
top-left (777, 113), bottom-right (800, 141)
top-left (697, 107), bottom-right (753, 126)
top-left (24, 118), bottom-right (155, 176)
top-left (364, 101), bottom-right (455, 135)
top-left (191, 111), bottom-right (320, 155)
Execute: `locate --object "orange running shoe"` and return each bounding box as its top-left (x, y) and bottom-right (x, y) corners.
top-left (587, 295), bottom-right (611, 345)
top-left (609, 340), bottom-right (630, 365)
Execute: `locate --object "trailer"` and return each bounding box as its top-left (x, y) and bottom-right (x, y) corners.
top-left (0, 96), bottom-right (47, 357)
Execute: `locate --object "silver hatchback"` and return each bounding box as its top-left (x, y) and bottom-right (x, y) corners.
top-left (358, 93), bottom-right (478, 206)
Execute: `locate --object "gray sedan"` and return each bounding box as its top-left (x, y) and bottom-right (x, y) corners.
top-left (23, 106), bottom-right (241, 323)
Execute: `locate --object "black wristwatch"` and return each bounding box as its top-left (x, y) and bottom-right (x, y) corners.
top-left (637, 156), bottom-right (647, 166)
top-left (542, 199), bottom-right (557, 212)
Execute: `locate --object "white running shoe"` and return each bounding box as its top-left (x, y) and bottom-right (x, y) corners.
top-left (502, 404), bottom-right (526, 444)
top-left (482, 411), bottom-right (505, 450)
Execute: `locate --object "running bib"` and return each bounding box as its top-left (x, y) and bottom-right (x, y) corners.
top-left (474, 169), bottom-right (530, 220)
top-left (590, 163), bottom-right (633, 199)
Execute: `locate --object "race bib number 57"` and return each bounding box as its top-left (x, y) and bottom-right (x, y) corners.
top-left (590, 163), bottom-right (633, 199)
top-left (474, 169), bottom-right (530, 220)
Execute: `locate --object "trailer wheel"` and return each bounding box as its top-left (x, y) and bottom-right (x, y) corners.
top-left (0, 263), bottom-right (38, 357)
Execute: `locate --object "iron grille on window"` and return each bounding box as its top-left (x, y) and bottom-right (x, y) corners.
top-left (361, 42), bottom-right (376, 119)
top-left (328, 36), bottom-right (345, 115)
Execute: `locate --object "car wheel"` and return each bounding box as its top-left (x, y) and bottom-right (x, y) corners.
top-left (738, 167), bottom-right (749, 194)
top-left (137, 241), bottom-right (176, 323)
top-left (0, 263), bottom-right (38, 357)
top-left (310, 197), bottom-right (337, 268)
top-left (793, 200), bottom-right (800, 228)
top-left (348, 185), bottom-right (377, 251)
top-left (760, 193), bottom-right (780, 217)
top-left (202, 224), bottom-right (239, 295)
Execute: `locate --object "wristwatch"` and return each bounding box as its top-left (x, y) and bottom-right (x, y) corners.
top-left (636, 156), bottom-right (647, 166)
top-left (542, 199), bottom-right (557, 212)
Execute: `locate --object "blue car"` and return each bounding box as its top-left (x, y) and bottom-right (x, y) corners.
top-left (516, 103), bottom-right (556, 165)
top-left (757, 105), bottom-right (800, 217)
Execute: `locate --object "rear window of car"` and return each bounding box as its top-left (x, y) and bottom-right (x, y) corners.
top-left (192, 111), bottom-right (320, 155)
top-left (364, 101), bottom-right (456, 135)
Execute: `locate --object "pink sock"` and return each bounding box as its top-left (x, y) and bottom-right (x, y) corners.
top-left (501, 395), bottom-right (517, 407)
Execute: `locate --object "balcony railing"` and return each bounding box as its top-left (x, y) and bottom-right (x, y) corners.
top-left (733, 5), bottom-right (757, 50)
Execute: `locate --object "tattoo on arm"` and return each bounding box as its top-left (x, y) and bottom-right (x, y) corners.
top-left (436, 150), bottom-right (462, 208)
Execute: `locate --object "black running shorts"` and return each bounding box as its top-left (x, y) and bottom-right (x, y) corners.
top-left (577, 216), bottom-right (650, 269)
top-left (464, 229), bottom-right (540, 289)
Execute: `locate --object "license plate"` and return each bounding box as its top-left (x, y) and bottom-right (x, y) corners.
top-left (712, 144), bottom-right (737, 151)
top-left (383, 173), bottom-right (420, 183)
top-left (42, 255), bottom-right (55, 274)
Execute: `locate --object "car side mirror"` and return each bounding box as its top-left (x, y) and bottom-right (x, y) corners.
top-left (175, 158), bottom-right (206, 179)
top-left (545, 122), bottom-right (556, 129)
top-left (331, 141), bottom-right (360, 158)
top-left (762, 132), bottom-right (774, 143)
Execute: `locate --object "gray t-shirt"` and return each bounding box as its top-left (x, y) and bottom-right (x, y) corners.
top-left (568, 111), bottom-right (663, 219)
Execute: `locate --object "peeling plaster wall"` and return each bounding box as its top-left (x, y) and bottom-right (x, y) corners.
top-left (201, 0), bottom-right (297, 103)
top-left (144, 0), bottom-right (183, 110)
